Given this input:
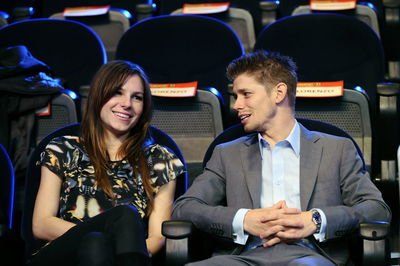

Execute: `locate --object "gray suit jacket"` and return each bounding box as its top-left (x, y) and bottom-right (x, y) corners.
top-left (172, 125), bottom-right (391, 265)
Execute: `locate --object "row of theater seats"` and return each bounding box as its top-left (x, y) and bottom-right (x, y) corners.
top-left (0, 5), bottom-right (393, 182)
top-left (1, 10), bottom-right (398, 182)
top-left (2, 1), bottom-right (400, 91)
top-left (1, 0), bottom-right (400, 72)
top-left (0, 1), bottom-right (400, 264)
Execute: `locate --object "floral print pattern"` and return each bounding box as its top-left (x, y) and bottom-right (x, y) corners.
top-left (40, 136), bottom-right (185, 223)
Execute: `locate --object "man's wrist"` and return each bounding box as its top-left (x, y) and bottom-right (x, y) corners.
top-left (232, 208), bottom-right (250, 244)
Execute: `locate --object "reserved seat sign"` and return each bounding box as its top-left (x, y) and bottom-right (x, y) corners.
top-left (63, 5), bottom-right (110, 16)
top-left (296, 81), bottom-right (344, 97)
top-left (182, 2), bottom-right (230, 14)
top-left (35, 103), bottom-right (51, 116)
top-left (150, 81), bottom-right (198, 97)
top-left (310, 0), bottom-right (356, 11)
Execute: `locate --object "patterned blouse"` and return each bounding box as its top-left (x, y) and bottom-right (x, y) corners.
top-left (40, 136), bottom-right (185, 223)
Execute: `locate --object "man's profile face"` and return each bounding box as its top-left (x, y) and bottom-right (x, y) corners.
top-left (232, 73), bottom-right (277, 134)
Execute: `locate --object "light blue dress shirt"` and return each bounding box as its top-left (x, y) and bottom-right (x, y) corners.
top-left (232, 120), bottom-right (327, 245)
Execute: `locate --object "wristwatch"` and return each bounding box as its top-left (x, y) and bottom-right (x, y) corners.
top-left (312, 210), bottom-right (322, 234)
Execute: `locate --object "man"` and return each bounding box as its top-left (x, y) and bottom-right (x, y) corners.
top-left (172, 50), bottom-right (391, 266)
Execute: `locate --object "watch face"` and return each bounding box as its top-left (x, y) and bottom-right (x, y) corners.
top-left (312, 211), bottom-right (321, 234)
top-left (313, 211), bottom-right (321, 223)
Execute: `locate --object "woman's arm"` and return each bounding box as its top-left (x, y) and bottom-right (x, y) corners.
top-left (146, 180), bottom-right (176, 255)
top-left (32, 166), bottom-right (76, 241)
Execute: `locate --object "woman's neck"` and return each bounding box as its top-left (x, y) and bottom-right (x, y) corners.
top-left (104, 133), bottom-right (126, 161)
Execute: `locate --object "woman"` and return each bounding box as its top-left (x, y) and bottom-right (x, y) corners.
top-left (29, 60), bottom-right (185, 266)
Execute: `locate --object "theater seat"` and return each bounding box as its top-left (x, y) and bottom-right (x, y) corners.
top-left (116, 14), bottom-right (244, 127)
top-left (0, 18), bottom-right (106, 93)
top-left (254, 12), bottom-right (399, 182)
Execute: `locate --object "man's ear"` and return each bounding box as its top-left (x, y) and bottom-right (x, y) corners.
top-left (275, 82), bottom-right (288, 104)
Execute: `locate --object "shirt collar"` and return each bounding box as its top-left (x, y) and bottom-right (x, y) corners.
top-left (258, 120), bottom-right (300, 158)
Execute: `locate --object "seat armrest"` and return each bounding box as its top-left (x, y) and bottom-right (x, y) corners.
top-left (259, 1), bottom-right (279, 27)
top-left (135, 4), bottom-right (154, 22)
top-left (377, 82), bottom-right (400, 97)
top-left (162, 220), bottom-right (193, 239)
top-left (359, 221), bottom-right (390, 266)
top-left (0, 11), bottom-right (9, 27)
top-left (162, 220), bottom-right (194, 266)
top-left (376, 82), bottom-right (400, 181)
top-left (12, 7), bottom-right (34, 22)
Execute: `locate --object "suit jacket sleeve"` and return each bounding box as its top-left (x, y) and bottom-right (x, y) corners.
top-left (316, 137), bottom-right (391, 240)
top-left (172, 144), bottom-right (240, 240)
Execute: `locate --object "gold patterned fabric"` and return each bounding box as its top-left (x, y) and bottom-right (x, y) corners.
top-left (40, 136), bottom-right (185, 223)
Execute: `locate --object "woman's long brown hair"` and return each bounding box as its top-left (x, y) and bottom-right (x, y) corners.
top-left (80, 60), bottom-right (154, 214)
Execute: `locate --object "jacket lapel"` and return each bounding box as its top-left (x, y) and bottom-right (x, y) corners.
top-left (299, 125), bottom-right (323, 210)
top-left (241, 134), bottom-right (262, 208)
